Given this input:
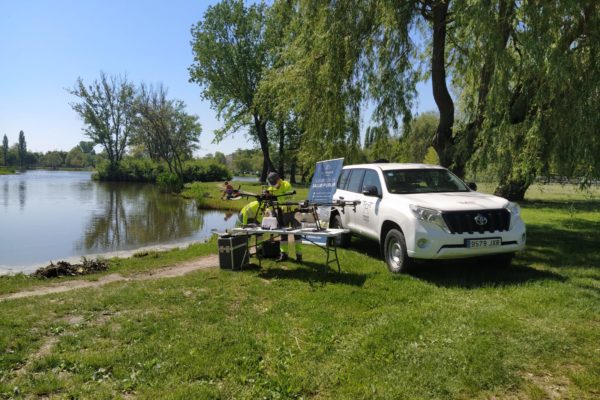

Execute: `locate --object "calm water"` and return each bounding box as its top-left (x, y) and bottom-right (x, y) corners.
top-left (232, 175), bottom-right (259, 182)
top-left (0, 171), bottom-right (237, 274)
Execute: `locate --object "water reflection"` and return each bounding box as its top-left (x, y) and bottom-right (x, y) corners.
top-left (18, 180), bottom-right (26, 210)
top-left (79, 183), bottom-right (204, 252)
top-left (224, 211), bottom-right (235, 221)
top-left (0, 171), bottom-right (238, 271)
top-left (2, 181), bottom-right (7, 208)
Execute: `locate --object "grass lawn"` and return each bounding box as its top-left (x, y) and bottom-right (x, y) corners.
top-left (0, 184), bottom-right (599, 399)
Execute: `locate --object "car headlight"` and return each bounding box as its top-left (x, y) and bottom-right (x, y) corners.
top-left (506, 202), bottom-right (520, 217)
top-left (409, 205), bottom-right (450, 233)
top-left (505, 202), bottom-right (521, 230)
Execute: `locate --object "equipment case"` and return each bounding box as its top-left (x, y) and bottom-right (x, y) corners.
top-left (218, 235), bottom-right (249, 270)
top-left (261, 240), bottom-right (281, 258)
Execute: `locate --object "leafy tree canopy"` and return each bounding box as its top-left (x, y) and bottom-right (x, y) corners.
top-left (69, 72), bottom-right (136, 168)
top-left (189, 0), bottom-right (276, 181)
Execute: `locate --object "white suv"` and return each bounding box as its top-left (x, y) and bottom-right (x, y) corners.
top-left (330, 163), bottom-right (526, 272)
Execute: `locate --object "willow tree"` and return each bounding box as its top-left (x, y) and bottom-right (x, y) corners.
top-left (258, 1), bottom-right (374, 169)
top-left (266, 0), bottom-right (599, 199)
top-left (189, 0), bottom-right (276, 182)
top-left (262, 1), bottom-right (449, 169)
top-left (451, 0), bottom-right (600, 199)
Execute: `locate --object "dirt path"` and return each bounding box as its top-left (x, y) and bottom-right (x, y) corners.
top-left (0, 254), bottom-right (219, 302)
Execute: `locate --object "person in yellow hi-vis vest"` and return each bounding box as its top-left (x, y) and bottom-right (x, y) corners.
top-left (266, 172), bottom-right (302, 262)
top-left (239, 200), bottom-right (262, 225)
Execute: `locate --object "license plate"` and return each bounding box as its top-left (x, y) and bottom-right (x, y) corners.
top-left (466, 238), bottom-right (501, 248)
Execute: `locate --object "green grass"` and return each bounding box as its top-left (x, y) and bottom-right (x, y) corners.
top-left (0, 241), bottom-right (218, 296)
top-left (475, 181), bottom-right (600, 202)
top-left (1, 184), bottom-right (599, 398)
top-left (0, 167), bottom-right (16, 175)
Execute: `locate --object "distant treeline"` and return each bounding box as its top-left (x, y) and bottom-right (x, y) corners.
top-left (1, 132), bottom-right (97, 170)
top-left (1, 131), bottom-right (231, 189)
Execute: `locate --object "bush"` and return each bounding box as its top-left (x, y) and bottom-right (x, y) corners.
top-left (94, 158), bottom-right (165, 182)
top-left (182, 160), bottom-right (232, 182)
top-left (93, 157), bottom-right (232, 185)
top-left (157, 172), bottom-right (184, 193)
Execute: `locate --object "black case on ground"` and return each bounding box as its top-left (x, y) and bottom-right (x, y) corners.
top-left (218, 235), bottom-right (249, 270)
top-left (261, 240), bottom-right (281, 258)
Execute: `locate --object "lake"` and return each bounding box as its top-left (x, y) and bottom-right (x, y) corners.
top-left (0, 171), bottom-right (238, 274)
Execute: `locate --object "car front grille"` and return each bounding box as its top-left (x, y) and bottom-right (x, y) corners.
top-left (442, 209), bottom-right (510, 234)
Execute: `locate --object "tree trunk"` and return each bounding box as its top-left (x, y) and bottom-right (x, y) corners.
top-left (254, 115), bottom-right (275, 183)
top-left (278, 123), bottom-right (285, 179)
top-left (430, 0), bottom-right (454, 169)
top-left (494, 179), bottom-right (529, 201)
top-left (289, 157), bottom-right (297, 184)
top-left (300, 164), bottom-right (311, 184)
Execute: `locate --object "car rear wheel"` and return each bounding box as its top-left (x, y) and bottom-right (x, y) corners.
top-left (330, 214), bottom-right (351, 248)
top-left (384, 229), bottom-right (413, 273)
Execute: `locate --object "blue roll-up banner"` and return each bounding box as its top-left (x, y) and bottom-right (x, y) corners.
top-left (303, 158), bottom-right (344, 246)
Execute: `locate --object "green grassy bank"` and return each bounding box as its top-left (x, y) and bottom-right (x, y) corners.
top-left (0, 167), bottom-right (16, 175)
top-left (0, 185), bottom-right (599, 399)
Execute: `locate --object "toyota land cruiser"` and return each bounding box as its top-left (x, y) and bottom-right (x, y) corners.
top-left (330, 163), bottom-right (526, 273)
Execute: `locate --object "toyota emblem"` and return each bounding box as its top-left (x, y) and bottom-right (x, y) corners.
top-left (474, 214), bottom-right (488, 226)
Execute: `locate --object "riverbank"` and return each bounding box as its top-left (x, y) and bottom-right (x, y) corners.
top-left (0, 190), bottom-right (599, 398)
top-left (0, 167), bottom-right (15, 175)
top-left (0, 240), bottom-right (217, 277)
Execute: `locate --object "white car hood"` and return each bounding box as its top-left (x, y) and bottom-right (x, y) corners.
top-left (395, 192), bottom-right (508, 211)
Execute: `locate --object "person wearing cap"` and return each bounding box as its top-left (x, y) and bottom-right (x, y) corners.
top-left (266, 172), bottom-right (302, 262)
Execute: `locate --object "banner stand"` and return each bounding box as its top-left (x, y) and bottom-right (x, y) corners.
top-left (303, 158), bottom-right (344, 246)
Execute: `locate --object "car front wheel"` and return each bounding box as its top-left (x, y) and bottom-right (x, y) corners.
top-left (384, 229), bottom-right (413, 273)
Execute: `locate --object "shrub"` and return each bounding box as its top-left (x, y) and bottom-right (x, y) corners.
top-left (182, 160), bottom-right (232, 182)
top-left (93, 157), bottom-right (232, 184)
top-left (94, 158), bottom-right (164, 182)
top-left (157, 171), bottom-right (183, 193)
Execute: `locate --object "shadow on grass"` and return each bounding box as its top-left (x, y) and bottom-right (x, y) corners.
top-left (408, 260), bottom-right (566, 289)
top-left (521, 199), bottom-right (600, 213)
top-left (521, 221), bottom-right (600, 270)
top-left (257, 260), bottom-right (369, 287)
top-left (346, 236), bottom-right (381, 259)
top-left (341, 220), bottom-right (577, 289)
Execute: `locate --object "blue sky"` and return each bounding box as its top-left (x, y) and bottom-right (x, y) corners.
top-left (0, 0), bottom-right (436, 155)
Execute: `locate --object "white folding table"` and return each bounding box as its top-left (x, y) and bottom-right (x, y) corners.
top-left (227, 227), bottom-right (349, 271)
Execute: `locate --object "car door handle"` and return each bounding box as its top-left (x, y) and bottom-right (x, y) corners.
top-left (339, 196), bottom-right (344, 200)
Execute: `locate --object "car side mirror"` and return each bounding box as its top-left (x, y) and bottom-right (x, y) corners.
top-left (467, 182), bottom-right (477, 191)
top-left (362, 185), bottom-right (381, 197)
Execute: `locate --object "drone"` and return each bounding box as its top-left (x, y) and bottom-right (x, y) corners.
top-left (239, 189), bottom-right (360, 231)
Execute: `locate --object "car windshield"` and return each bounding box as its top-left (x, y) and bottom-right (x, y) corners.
top-left (383, 169), bottom-right (470, 194)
